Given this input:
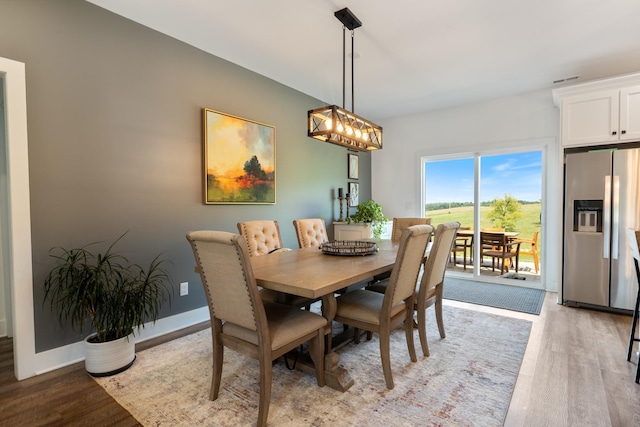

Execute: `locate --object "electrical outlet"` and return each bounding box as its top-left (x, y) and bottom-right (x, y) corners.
top-left (179, 282), bottom-right (188, 296)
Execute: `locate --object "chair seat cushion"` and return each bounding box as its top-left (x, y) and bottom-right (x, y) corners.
top-left (336, 289), bottom-right (405, 325)
top-left (223, 303), bottom-right (326, 352)
top-left (483, 250), bottom-right (516, 258)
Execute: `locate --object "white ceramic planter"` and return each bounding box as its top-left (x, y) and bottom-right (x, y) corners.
top-left (84, 333), bottom-right (136, 377)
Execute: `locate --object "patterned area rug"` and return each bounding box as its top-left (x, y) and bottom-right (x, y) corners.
top-left (443, 278), bottom-right (546, 315)
top-left (95, 306), bottom-right (531, 426)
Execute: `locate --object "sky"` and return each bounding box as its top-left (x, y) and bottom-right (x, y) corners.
top-left (424, 151), bottom-right (542, 204)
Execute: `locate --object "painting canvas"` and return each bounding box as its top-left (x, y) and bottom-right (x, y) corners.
top-left (203, 109), bottom-right (276, 204)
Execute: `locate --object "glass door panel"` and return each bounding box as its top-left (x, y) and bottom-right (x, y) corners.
top-left (424, 157), bottom-right (476, 275)
top-left (478, 152), bottom-right (542, 280)
top-left (423, 151), bottom-right (542, 284)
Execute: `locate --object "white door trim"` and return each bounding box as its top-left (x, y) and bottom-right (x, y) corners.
top-left (1, 56), bottom-right (35, 380)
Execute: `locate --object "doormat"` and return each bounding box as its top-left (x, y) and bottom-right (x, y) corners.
top-left (443, 277), bottom-right (545, 315)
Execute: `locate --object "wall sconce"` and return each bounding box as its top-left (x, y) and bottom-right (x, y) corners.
top-left (307, 7), bottom-right (383, 151)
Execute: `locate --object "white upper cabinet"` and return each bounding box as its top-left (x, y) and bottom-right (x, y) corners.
top-left (561, 90), bottom-right (619, 146)
top-left (619, 85), bottom-right (640, 142)
top-left (553, 73), bottom-right (640, 147)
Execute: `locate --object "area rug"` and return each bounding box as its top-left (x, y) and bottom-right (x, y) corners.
top-left (443, 278), bottom-right (545, 315)
top-left (95, 306), bottom-right (531, 426)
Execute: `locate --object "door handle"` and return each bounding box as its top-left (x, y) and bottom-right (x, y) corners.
top-left (612, 176), bottom-right (620, 259)
top-left (604, 175), bottom-right (611, 259)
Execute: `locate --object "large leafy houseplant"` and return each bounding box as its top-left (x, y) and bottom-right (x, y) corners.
top-left (348, 200), bottom-right (388, 238)
top-left (43, 233), bottom-right (171, 344)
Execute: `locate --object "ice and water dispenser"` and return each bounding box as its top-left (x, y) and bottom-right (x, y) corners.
top-left (572, 200), bottom-right (603, 233)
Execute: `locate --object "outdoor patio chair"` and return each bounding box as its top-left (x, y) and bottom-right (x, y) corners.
top-left (517, 230), bottom-right (539, 273)
top-left (480, 231), bottom-right (521, 275)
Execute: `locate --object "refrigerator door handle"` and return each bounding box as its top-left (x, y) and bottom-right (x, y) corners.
top-left (604, 175), bottom-right (611, 259)
top-left (612, 175), bottom-right (620, 260)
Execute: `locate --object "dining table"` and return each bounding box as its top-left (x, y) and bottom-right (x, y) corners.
top-left (249, 239), bottom-right (399, 392)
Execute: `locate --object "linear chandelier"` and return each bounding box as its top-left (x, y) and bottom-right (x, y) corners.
top-left (307, 7), bottom-right (382, 151)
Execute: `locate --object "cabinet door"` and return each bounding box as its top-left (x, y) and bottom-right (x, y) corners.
top-left (333, 223), bottom-right (371, 240)
top-left (561, 90), bottom-right (619, 146)
top-left (619, 85), bottom-right (640, 142)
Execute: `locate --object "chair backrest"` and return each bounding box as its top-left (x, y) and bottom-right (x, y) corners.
top-left (293, 218), bottom-right (328, 248)
top-left (237, 220), bottom-right (284, 257)
top-left (530, 230), bottom-right (539, 247)
top-left (186, 231), bottom-right (267, 335)
top-left (480, 232), bottom-right (509, 252)
top-left (383, 224), bottom-right (433, 310)
top-left (391, 217), bottom-right (432, 243)
top-left (419, 222), bottom-right (460, 298)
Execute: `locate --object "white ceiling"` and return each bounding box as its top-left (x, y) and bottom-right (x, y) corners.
top-left (87, 0), bottom-right (640, 121)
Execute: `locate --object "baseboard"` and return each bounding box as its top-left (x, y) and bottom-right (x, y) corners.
top-left (34, 306), bottom-right (210, 375)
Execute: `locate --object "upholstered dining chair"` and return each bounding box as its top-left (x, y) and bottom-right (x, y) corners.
top-left (237, 220), bottom-right (284, 257)
top-left (186, 230), bottom-right (326, 427)
top-left (414, 222), bottom-right (459, 356)
top-left (237, 220), bottom-right (311, 307)
top-left (293, 218), bottom-right (329, 248)
top-left (391, 217), bottom-right (432, 244)
top-left (480, 231), bottom-right (521, 274)
top-left (334, 224), bottom-right (433, 389)
top-left (369, 222), bottom-right (460, 357)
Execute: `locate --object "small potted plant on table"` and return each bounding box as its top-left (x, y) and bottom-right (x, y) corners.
top-left (347, 199), bottom-right (388, 238)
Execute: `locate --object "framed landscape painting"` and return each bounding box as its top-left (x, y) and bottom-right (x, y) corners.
top-left (202, 108), bottom-right (276, 204)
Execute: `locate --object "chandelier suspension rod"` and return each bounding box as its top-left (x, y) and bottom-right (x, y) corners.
top-left (351, 29), bottom-right (355, 113)
top-left (342, 25), bottom-right (346, 109)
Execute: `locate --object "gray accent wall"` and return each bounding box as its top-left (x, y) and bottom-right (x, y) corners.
top-left (0, 0), bottom-right (371, 352)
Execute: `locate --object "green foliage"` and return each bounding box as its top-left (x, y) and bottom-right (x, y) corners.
top-left (43, 233), bottom-right (171, 343)
top-left (243, 155), bottom-right (267, 181)
top-left (348, 200), bottom-right (388, 238)
top-left (487, 194), bottom-right (524, 231)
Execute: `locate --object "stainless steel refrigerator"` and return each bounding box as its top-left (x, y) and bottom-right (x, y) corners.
top-left (563, 148), bottom-right (640, 310)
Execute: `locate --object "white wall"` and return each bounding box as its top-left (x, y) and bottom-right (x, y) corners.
top-left (372, 89), bottom-right (562, 292)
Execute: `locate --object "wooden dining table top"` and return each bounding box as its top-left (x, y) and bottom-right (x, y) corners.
top-left (250, 240), bottom-right (399, 299)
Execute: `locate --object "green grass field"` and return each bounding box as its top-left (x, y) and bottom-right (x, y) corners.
top-left (426, 203), bottom-right (541, 263)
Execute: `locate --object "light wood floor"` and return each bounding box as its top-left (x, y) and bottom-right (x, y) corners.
top-left (1, 293), bottom-right (639, 426)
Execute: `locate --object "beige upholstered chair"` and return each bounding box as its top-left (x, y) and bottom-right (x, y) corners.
top-left (369, 222), bottom-right (459, 357)
top-left (391, 217), bottom-right (432, 244)
top-left (334, 224), bottom-right (433, 389)
top-left (480, 232), bottom-right (521, 274)
top-left (186, 230), bottom-right (326, 427)
top-left (293, 218), bottom-right (329, 248)
top-left (414, 222), bottom-right (459, 356)
top-left (237, 220), bottom-right (309, 306)
top-left (237, 220), bottom-right (284, 257)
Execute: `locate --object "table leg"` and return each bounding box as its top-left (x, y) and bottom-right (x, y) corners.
top-left (320, 293), bottom-right (354, 392)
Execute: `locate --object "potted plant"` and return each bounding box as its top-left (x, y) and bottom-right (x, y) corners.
top-left (348, 199), bottom-right (388, 238)
top-left (43, 233), bottom-right (171, 377)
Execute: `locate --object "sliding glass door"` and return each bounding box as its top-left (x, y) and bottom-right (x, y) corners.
top-left (423, 150), bottom-right (542, 285)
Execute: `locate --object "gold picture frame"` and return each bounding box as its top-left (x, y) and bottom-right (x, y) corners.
top-left (202, 108), bottom-right (276, 204)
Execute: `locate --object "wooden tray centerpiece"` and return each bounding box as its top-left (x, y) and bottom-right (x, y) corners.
top-left (320, 240), bottom-right (378, 256)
